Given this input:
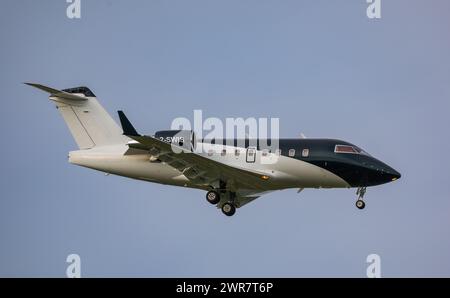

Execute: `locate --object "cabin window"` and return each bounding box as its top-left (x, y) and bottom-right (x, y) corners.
top-left (221, 149), bottom-right (226, 156)
top-left (334, 145), bottom-right (360, 154)
top-left (302, 148), bottom-right (309, 157)
top-left (288, 149), bottom-right (295, 157)
top-left (262, 149), bottom-right (269, 157)
top-left (208, 149), bottom-right (214, 156)
top-left (235, 149), bottom-right (240, 156)
top-left (246, 147), bottom-right (256, 163)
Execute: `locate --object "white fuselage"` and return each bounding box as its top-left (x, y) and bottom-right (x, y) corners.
top-left (68, 143), bottom-right (350, 191)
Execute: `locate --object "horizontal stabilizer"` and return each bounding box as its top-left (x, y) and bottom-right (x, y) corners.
top-left (25, 83), bottom-right (88, 101)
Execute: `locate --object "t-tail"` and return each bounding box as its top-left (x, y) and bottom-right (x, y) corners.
top-left (25, 83), bottom-right (127, 149)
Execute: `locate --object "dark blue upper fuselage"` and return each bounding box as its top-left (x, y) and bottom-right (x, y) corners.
top-left (203, 138), bottom-right (401, 187)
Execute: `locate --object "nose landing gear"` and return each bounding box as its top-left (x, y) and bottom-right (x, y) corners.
top-left (356, 187), bottom-right (366, 210)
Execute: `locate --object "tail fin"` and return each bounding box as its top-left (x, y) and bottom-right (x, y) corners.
top-left (26, 83), bottom-right (127, 149)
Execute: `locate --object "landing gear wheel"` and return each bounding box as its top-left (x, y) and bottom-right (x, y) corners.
top-left (221, 202), bottom-right (236, 216)
top-left (356, 200), bottom-right (365, 210)
top-left (206, 190), bottom-right (220, 205)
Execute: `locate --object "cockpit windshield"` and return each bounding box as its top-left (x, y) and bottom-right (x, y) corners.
top-left (334, 144), bottom-right (370, 156)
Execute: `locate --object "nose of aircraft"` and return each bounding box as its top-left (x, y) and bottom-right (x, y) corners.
top-left (373, 160), bottom-right (401, 184)
top-left (384, 167), bottom-right (401, 181)
top-left (357, 155), bottom-right (401, 186)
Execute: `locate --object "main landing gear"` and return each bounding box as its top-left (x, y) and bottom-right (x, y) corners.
top-left (355, 187), bottom-right (366, 210)
top-left (205, 189), bottom-right (237, 217)
top-left (206, 190), bottom-right (220, 205)
top-left (221, 202), bottom-right (236, 217)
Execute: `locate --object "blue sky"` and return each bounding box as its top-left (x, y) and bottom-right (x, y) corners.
top-left (1, 0), bottom-right (450, 277)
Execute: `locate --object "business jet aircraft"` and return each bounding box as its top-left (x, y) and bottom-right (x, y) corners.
top-left (27, 83), bottom-right (401, 216)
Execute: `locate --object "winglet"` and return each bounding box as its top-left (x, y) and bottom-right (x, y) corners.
top-left (117, 111), bottom-right (140, 136)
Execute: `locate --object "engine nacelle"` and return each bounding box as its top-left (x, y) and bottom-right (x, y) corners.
top-left (154, 130), bottom-right (196, 151)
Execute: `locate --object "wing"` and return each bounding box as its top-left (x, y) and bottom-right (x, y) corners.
top-left (117, 111), bottom-right (273, 206)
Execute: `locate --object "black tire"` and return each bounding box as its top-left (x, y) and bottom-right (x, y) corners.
top-left (221, 202), bottom-right (236, 216)
top-left (206, 190), bottom-right (220, 205)
top-left (356, 200), bottom-right (365, 210)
